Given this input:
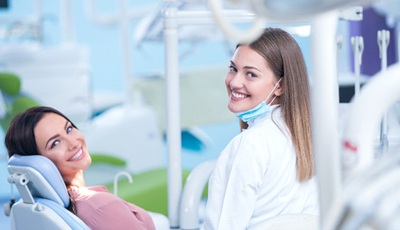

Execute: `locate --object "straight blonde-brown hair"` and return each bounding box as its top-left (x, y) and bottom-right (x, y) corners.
top-left (239, 28), bottom-right (313, 182)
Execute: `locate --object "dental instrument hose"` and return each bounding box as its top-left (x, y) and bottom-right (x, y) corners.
top-left (4, 184), bottom-right (15, 216)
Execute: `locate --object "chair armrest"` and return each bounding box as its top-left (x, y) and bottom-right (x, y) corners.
top-left (180, 160), bottom-right (215, 230)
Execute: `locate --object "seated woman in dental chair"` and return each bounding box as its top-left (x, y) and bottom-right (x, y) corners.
top-left (5, 106), bottom-right (156, 230)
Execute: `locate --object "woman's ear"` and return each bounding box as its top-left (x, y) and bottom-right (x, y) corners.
top-left (274, 81), bottom-right (283, 96)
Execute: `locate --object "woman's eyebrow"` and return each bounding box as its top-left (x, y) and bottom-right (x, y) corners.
top-left (231, 60), bottom-right (261, 72)
top-left (64, 120), bottom-right (69, 130)
top-left (45, 134), bottom-right (59, 149)
top-left (243, 66), bottom-right (261, 72)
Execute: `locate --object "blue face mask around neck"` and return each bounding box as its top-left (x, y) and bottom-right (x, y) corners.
top-left (234, 78), bottom-right (281, 122)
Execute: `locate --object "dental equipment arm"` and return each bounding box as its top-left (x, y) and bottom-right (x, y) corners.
top-left (324, 146), bottom-right (400, 229)
top-left (248, 0), bottom-right (373, 20)
top-left (207, 0), bottom-right (265, 43)
top-left (377, 30), bottom-right (391, 155)
top-left (311, 10), bottom-right (342, 227)
top-left (341, 62), bottom-right (400, 179)
top-left (180, 160), bottom-right (215, 230)
top-left (351, 36), bottom-right (364, 97)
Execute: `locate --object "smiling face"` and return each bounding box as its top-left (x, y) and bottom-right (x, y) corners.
top-left (34, 112), bottom-right (91, 181)
top-left (225, 45), bottom-right (282, 113)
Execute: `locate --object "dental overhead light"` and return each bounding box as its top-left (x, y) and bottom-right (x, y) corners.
top-left (208, 0), bottom-right (374, 43)
top-left (247, 0), bottom-right (375, 20)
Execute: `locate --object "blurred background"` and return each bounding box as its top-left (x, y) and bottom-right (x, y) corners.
top-left (0, 0), bottom-right (398, 229)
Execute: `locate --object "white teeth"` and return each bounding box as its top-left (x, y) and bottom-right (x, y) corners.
top-left (70, 149), bottom-right (83, 161)
top-left (232, 92), bottom-right (246, 98)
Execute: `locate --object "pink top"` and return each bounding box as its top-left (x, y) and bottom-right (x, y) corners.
top-left (68, 185), bottom-right (155, 230)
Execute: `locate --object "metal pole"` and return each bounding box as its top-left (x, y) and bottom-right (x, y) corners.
top-left (378, 30), bottom-right (390, 156)
top-left (311, 10), bottom-right (342, 227)
top-left (164, 7), bottom-right (182, 229)
top-left (60, 0), bottom-right (74, 44)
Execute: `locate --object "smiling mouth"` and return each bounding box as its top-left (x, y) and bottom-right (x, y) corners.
top-left (232, 91), bottom-right (247, 99)
top-left (69, 149), bottom-right (83, 161)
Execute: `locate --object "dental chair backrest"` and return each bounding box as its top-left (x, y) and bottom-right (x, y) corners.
top-left (7, 154), bottom-right (90, 230)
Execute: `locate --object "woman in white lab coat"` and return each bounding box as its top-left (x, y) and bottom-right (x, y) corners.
top-left (202, 28), bottom-right (319, 229)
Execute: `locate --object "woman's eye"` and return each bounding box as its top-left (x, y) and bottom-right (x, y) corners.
top-left (51, 140), bottom-right (60, 149)
top-left (246, 72), bottom-right (256, 78)
top-left (67, 126), bottom-right (73, 134)
top-left (229, 65), bottom-right (237, 72)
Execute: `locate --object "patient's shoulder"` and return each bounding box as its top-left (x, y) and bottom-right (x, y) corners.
top-left (69, 185), bottom-right (119, 204)
top-left (69, 186), bottom-right (156, 230)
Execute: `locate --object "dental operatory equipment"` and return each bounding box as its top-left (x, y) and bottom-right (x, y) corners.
top-left (180, 160), bottom-right (215, 229)
top-left (83, 0), bottom-right (158, 106)
top-left (326, 64), bottom-right (400, 227)
top-left (325, 150), bottom-right (400, 229)
top-left (7, 154), bottom-right (91, 230)
top-left (207, 0), bottom-right (265, 43)
top-left (113, 171), bottom-right (133, 197)
top-left (351, 36), bottom-right (364, 97)
top-left (3, 184), bottom-right (14, 217)
top-left (378, 30), bottom-right (391, 156)
top-left (247, 0), bottom-right (372, 20)
top-left (341, 62), bottom-right (400, 179)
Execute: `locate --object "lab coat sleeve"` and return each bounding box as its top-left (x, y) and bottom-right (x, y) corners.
top-left (203, 132), bottom-right (269, 230)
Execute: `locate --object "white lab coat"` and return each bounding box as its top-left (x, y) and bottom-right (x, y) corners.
top-left (202, 106), bottom-right (319, 230)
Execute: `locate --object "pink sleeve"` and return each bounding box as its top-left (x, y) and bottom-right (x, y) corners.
top-left (75, 192), bottom-right (155, 230)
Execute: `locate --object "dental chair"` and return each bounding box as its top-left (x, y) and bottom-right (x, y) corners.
top-left (7, 154), bottom-right (90, 230)
top-left (7, 154), bottom-right (171, 230)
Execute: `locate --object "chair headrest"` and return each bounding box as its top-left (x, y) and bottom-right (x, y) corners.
top-left (8, 154), bottom-right (70, 208)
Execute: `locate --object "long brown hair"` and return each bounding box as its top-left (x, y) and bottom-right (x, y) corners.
top-left (239, 28), bottom-right (313, 181)
top-left (5, 106), bottom-right (78, 213)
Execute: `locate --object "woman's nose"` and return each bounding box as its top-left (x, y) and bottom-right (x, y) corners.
top-left (229, 73), bottom-right (244, 90)
top-left (66, 137), bottom-right (79, 150)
